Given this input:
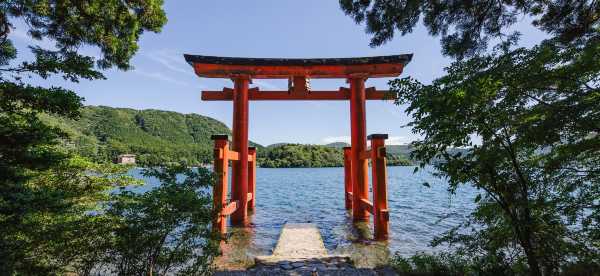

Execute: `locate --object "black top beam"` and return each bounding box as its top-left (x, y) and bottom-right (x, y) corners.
top-left (184, 54), bottom-right (413, 67)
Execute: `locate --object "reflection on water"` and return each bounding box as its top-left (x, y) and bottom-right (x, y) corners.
top-left (132, 166), bottom-right (477, 269)
top-left (331, 220), bottom-right (391, 268)
top-left (214, 226), bottom-right (256, 270)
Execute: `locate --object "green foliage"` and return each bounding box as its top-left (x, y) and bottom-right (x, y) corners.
top-left (89, 165), bottom-right (219, 275)
top-left (258, 143), bottom-right (412, 168)
top-left (43, 105), bottom-right (234, 166)
top-left (259, 144), bottom-right (344, 168)
top-left (343, 1), bottom-right (600, 274)
top-left (339, 0), bottom-right (599, 59)
top-left (390, 252), bottom-right (474, 275)
top-left (390, 251), bottom-right (600, 275)
top-left (0, 156), bottom-right (138, 274)
top-left (391, 36), bottom-right (600, 274)
top-left (0, 82), bottom-right (82, 178)
top-left (0, 1), bottom-right (168, 274)
top-left (387, 154), bottom-right (412, 166)
top-left (0, 82), bottom-right (86, 273)
top-left (1, 0), bottom-right (166, 71)
top-left (1, 156), bottom-right (219, 275)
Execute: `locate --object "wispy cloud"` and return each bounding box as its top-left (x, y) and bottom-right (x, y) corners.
top-left (133, 69), bottom-right (192, 87)
top-left (142, 49), bottom-right (195, 76)
top-left (321, 135), bottom-right (412, 145)
top-left (141, 50), bottom-right (284, 91)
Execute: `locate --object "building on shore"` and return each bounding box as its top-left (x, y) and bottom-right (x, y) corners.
top-left (115, 154), bottom-right (136, 165)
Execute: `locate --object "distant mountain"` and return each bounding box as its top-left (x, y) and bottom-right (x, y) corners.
top-left (324, 142), bottom-right (350, 149)
top-left (266, 143), bottom-right (292, 148)
top-left (386, 144), bottom-right (414, 156)
top-left (43, 105), bottom-right (263, 166)
top-left (324, 142), bottom-right (415, 159)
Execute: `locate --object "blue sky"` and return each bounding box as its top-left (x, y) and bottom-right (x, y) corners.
top-left (10, 1), bottom-right (546, 146)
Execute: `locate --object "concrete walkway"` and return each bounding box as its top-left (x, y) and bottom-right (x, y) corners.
top-left (256, 223), bottom-right (330, 263)
top-left (215, 223), bottom-right (397, 275)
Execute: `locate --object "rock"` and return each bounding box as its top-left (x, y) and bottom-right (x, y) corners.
top-left (291, 261), bottom-right (305, 268)
top-left (280, 263), bottom-right (293, 270)
top-left (313, 263), bottom-right (328, 270)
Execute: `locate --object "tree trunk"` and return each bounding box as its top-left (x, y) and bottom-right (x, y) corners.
top-left (518, 225), bottom-right (542, 276)
top-left (523, 242), bottom-right (541, 275)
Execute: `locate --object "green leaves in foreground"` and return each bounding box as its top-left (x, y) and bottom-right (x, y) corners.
top-left (390, 36), bottom-right (600, 274)
top-left (1, 159), bottom-right (219, 275)
top-left (0, 156), bottom-right (137, 274)
top-left (101, 165), bottom-right (219, 275)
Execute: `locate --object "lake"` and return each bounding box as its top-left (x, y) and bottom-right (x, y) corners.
top-left (131, 166), bottom-right (478, 267)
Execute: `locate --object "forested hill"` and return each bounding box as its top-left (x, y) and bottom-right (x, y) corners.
top-left (43, 105), bottom-right (247, 166)
top-left (258, 143), bottom-right (412, 168)
top-left (44, 105), bottom-right (416, 167)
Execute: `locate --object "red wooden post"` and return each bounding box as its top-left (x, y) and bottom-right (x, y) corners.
top-left (369, 134), bottom-right (389, 240)
top-left (230, 76), bottom-right (250, 226)
top-left (248, 147), bottom-right (256, 210)
top-left (349, 76), bottom-right (370, 221)
top-left (343, 147), bottom-right (353, 210)
top-left (212, 134), bottom-right (230, 234)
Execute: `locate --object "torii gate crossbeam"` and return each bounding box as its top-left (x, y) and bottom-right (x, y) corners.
top-left (185, 54), bottom-right (412, 240)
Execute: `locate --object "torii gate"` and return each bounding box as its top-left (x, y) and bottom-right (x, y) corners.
top-left (184, 54), bottom-right (412, 240)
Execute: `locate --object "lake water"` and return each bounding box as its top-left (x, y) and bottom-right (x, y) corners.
top-left (131, 166), bottom-right (478, 268)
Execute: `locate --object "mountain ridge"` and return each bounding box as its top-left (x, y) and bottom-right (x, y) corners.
top-left (44, 105), bottom-right (416, 167)
top-left (43, 105), bottom-right (262, 166)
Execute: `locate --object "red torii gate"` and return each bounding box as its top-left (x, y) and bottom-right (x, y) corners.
top-left (184, 54), bottom-right (412, 240)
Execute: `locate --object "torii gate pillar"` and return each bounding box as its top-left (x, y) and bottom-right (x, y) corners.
top-left (231, 76), bottom-right (250, 226)
top-left (349, 76), bottom-right (370, 221)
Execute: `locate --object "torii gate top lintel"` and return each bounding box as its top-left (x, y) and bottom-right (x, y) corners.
top-left (184, 54), bottom-right (412, 79)
top-left (184, 54), bottom-right (412, 101)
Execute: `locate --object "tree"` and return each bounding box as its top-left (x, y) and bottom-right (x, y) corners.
top-left (2, 156), bottom-right (138, 274)
top-left (95, 165), bottom-right (219, 276)
top-left (391, 37), bottom-right (600, 274)
top-left (0, 1), bottom-right (167, 273)
top-left (339, 0), bottom-right (599, 59)
top-left (340, 0), bottom-right (600, 274)
top-left (7, 159), bottom-right (219, 275)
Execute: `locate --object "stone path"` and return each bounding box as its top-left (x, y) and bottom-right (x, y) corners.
top-left (214, 223), bottom-right (397, 275)
top-left (256, 223), bottom-right (330, 263)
